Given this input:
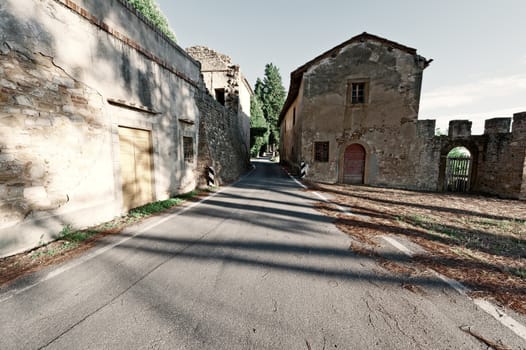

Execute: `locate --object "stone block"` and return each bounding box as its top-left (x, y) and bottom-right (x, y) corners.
top-left (512, 112), bottom-right (526, 141)
top-left (14, 95), bottom-right (33, 107)
top-left (25, 116), bottom-right (52, 127)
top-left (417, 119), bottom-right (436, 139)
top-left (0, 79), bottom-right (16, 89)
top-left (52, 76), bottom-right (75, 89)
top-left (30, 89), bottom-right (46, 98)
top-left (3, 107), bottom-right (21, 114)
top-left (448, 120), bottom-right (472, 138)
top-left (22, 109), bottom-right (38, 117)
top-left (44, 82), bottom-right (59, 92)
top-left (62, 104), bottom-right (77, 114)
top-left (484, 118), bottom-right (511, 134)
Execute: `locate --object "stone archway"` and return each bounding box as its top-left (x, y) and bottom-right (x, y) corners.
top-left (444, 147), bottom-right (472, 192)
top-left (343, 143), bottom-right (366, 184)
top-left (438, 142), bottom-right (479, 193)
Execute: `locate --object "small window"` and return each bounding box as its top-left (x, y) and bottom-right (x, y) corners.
top-left (351, 82), bottom-right (366, 104)
top-left (314, 141), bottom-right (329, 162)
top-left (183, 137), bottom-right (193, 162)
top-left (215, 88), bottom-right (225, 105)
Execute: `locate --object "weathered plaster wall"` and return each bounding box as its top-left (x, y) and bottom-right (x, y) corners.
top-left (299, 40), bottom-right (426, 187)
top-left (0, 0), bottom-right (204, 257)
top-left (280, 81), bottom-right (305, 167)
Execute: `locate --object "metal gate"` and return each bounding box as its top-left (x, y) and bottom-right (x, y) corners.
top-left (343, 144), bottom-right (365, 184)
top-left (445, 157), bottom-right (471, 192)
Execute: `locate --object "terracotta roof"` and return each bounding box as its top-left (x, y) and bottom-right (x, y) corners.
top-left (278, 32), bottom-right (430, 125)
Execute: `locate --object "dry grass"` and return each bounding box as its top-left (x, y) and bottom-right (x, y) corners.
top-left (309, 182), bottom-right (526, 314)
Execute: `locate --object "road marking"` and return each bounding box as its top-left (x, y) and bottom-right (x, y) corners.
top-left (381, 236), bottom-right (413, 257)
top-left (287, 172), bottom-right (307, 189)
top-left (429, 269), bottom-right (470, 296)
top-left (0, 168), bottom-right (260, 303)
top-left (1, 166), bottom-right (259, 302)
top-left (284, 171), bottom-right (354, 216)
top-left (312, 191), bottom-right (354, 216)
top-left (381, 234), bottom-right (526, 342)
top-left (473, 298), bottom-right (526, 340)
top-left (285, 167), bottom-right (526, 343)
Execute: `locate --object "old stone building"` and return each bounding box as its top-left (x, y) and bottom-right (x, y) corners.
top-left (187, 46), bottom-right (252, 156)
top-left (279, 32), bottom-right (526, 199)
top-left (0, 0), bottom-right (249, 257)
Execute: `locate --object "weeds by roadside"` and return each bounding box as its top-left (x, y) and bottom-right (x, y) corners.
top-left (310, 182), bottom-right (526, 315)
top-left (0, 188), bottom-right (213, 287)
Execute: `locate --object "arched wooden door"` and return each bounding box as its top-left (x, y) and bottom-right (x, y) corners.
top-left (343, 144), bottom-right (365, 184)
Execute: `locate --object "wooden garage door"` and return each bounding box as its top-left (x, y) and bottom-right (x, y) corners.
top-left (343, 144), bottom-right (365, 184)
top-left (118, 126), bottom-right (153, 212)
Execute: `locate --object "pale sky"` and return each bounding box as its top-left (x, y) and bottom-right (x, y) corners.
top-left (157, 0), bottom-right (526, 134)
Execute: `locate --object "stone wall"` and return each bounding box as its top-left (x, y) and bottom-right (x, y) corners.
top-left (196, 91), bottom-right (250, 186)
top-left (280, 33), bottom-right (525, 200)
top-left (297, 38), bottom-right (427, 187)
top-left (417, 114), bottom-right (526, 199)
top-left (0, 0), bottom-right (249, 257)
top-left (187, 46), bottom-right (251, 155)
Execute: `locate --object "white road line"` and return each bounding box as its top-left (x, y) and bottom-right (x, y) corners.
top-left (381, 234), bottom-right (526, 342)
top-left (312, 191), bottom-right (354, 216)
top-left (1, 166), bottom-right (259, 302)
top-left (0, 170), bottom-right (257, 303)
top-left (286, 169), bottom-right (526, 343)
top-left (284, 171), bottom-right (355, 216)
top-left (474, 298), bottom-right (526, 341)
top-left (381, 236), bottom-right (413, 257)
top-left (429, 269), bottom-right (470, 296)
top-left (287, 173), bottom-right (307, 189)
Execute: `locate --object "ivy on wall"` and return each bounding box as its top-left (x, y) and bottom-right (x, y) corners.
top-left (127, 0), bottom-right (176, 42)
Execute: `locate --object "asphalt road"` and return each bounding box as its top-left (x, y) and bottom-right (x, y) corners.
top-left (1, 159), bottom-right (525, 349)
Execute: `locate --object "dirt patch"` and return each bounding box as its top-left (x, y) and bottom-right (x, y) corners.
top-left (308, 182), bottom-right (526, 314)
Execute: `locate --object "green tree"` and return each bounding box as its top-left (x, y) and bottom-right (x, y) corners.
top-left (127, 0), bottom-right (177, 42)
top-left (249, 96), bottom-right (268, 157)
top-left (255, 63), bottom-right (286, 148)
top-left (448, 146), bottom-right (470, 158)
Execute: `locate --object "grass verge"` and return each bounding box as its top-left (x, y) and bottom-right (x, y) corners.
top-left (0, 188), bottom-right (213, 287)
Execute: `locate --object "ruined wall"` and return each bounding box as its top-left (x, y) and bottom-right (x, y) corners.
top-left (394, 114), bottom-right (526, 199)
top-left (0, 0), bottom-right (202, 257)
top-left (187, 46), bottom-right (251, 166)
top-left (196, 91), bottom-right (250, 186)
top-left (299, 39), bottom-right (426, 187)
top-left (417, 114), bottom-right (526, 199)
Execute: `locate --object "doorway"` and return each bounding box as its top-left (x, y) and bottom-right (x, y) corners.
top-left (343, 144), bottom-right (365, 184)
top-left (445, 146), bottom-right (472, 192)
top-left (118, 126), bottom-right (154, 211)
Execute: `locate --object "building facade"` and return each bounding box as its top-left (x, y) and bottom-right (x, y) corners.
top-left (0, 0), bottom-right (249, 257)
top-left (279, 33), bottom-right (526, 199)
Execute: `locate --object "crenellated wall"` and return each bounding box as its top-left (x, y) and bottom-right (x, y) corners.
top-left (415, 113), bottom-right (526, 199)
top-left (280, 33), bottom-right (526, 200)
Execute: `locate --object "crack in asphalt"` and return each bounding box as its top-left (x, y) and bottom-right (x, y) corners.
top-left (38, 217), bottom-right (229, 349)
